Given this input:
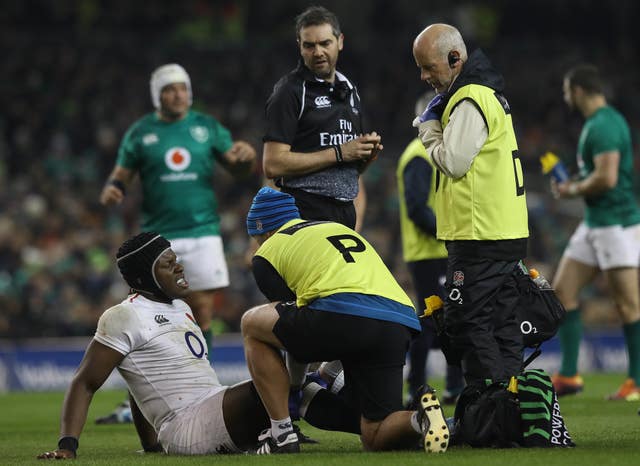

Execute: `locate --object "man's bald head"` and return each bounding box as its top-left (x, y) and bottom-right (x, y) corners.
top-left (413, 23), bottom-right (467, 94)
top-left (414, 24), bottom-right (466, 58)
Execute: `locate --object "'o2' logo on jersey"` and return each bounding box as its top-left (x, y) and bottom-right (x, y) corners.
top-left (185, 331), bottom-right (206, 359)
top-left (165, 147), bottom-right (191, 171)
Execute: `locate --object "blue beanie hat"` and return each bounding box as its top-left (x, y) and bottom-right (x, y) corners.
top-left (247, 187), bottom-right (300, 236)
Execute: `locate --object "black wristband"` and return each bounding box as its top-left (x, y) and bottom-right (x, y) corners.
top-left (109, 179), bottom-right (126, 195)
top-left (58, 436), bottom-right (78, 453)
top-left (333, 145), bottom-right (343, 163)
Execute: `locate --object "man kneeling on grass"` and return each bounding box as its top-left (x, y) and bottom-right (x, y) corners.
top-left (37, 232), bottom-right (271, 458)
top-left (241, 187), bottom-right (449, 454)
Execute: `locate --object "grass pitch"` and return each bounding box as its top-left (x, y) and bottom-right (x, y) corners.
top-left (2, 373), bottom-right (639, 465)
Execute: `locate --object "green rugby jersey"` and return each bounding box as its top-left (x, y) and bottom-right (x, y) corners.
top-left (117, 110), bottom-right (233, 238)
top-left (577, 106), bottom-right (640, 227)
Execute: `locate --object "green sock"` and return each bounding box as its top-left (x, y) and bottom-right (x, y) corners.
top-left (202, 327), bottom-right (213, 363)
top-left (558, 309), bottom-right (581, 376)
top-left (623, 320), bottom-right (640, 384)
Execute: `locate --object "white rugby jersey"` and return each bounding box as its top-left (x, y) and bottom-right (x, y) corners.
top-left (94, 293), bottom-right (224, 432)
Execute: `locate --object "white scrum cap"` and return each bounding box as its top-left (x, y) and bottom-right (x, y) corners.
top-left (149, 63), bottom-right (193, 109)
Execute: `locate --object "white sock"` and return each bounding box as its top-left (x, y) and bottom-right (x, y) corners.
top-left (270, 417), bottom-right (293, 440)
top-left (320, 360), bottom-right (343, 381)
top-left (330, 371), bottom-right (345, 394)
top-left (410, 411), bottom-right (421, 434)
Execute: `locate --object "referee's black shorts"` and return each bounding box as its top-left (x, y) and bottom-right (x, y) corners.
top-left (273, 302), bottom-right (411, 421)
top-left (281, 187), bottom-right (356, 229)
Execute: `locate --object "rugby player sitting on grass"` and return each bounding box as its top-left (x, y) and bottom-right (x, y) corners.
top-left (37, 232), bottom-right (271, 458)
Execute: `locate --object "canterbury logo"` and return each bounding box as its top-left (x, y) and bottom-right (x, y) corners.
top-left (314, 96), bottom-right (331, 108)
top-left (154, 315), bottom-right (169, 324)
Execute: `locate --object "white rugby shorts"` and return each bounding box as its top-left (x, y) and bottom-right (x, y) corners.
top-left (158, 387), bottom-right (240, 454)
top-left (170, 236), bottom-right (230, 290)
top-left (563, 222), bottom-right (640, 270)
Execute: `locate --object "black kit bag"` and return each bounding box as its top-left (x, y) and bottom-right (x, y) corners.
top-left (421, 269), bottom-right (566, 368)
top-left (514, 269), bottom-right (567, 348)
top-left (453, 381), bottom-right (523, 448)
top-left (453, 370), bottom-right (576, 449)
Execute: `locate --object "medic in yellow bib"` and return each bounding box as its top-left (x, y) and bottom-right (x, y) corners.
top-left (412, 24), bottom-right (529, 386)
top-left (240, 187), bottom-right (450, 454)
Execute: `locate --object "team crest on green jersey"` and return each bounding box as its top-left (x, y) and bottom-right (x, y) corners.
top-left (189, 126), bottom-right (209, 143)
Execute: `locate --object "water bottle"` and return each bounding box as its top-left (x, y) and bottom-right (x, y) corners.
top-left (517, 260), bottom-right (529, 275)
top-left (529, 268), bottom-right (552, 290)
top-left (540, 152), bottom-right (569, 183)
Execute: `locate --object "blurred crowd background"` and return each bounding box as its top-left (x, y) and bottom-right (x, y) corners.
top-left (1, 0), bottom-right (639, 338)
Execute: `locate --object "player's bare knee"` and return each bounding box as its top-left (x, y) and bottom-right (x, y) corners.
top-left (617, 304), bottom-right (640, 324)
top-left (241, 303), bottom-right (276, 337)
top-left (240, 308), bottom-right (257, 336)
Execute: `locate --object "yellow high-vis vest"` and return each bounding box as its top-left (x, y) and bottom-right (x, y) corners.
top-left (435, 84), bottom-right (528, 240)
top-left (255, 219), bottom-right (414, 309)
top-left (396, 138), bottom-right (448, 262)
